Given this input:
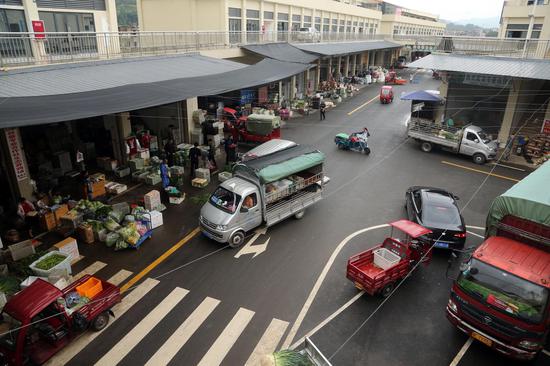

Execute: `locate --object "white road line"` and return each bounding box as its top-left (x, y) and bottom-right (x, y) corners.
top-left (73, 261), bottom-right (107, 280)
top-left (245, 318), bottom-right (290, 366)
top-left (489, 162), bottom-right (526, 172)
top-left (45, 278), bottom-right (159, 366)
top-left (95, 287), bottom-right (188, 366)
top-left (466, 231), bottom-right (484, 239)
top-left (465, 225), bottom-right (485, 231)
top-left (197, 307), bottom-right (255, 366)
top-left (108, 269), bottom-right (133, 286)
top-left (290, 291), bottom-right (365, 350)
top-left (543, 349), bottom-right (550, 357)
top-left (282, 224), bottom-right (389, 349)
top-left (145, 296), bottom-right (221, 366)
top-left (449, 338), bottom-right (473, 366)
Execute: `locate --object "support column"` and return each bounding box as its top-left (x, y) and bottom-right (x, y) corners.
top-left (351, 54), bottom-right (358, 75)
top-left (328, 57), bottom-right (333, 80)
top-left (337, 56), bottom-right (342, 79)
top-left (241, 0), bottom-right (247, 44)
top-left (316, 59), bottom-right (321, 88)
top-left (278, 81), bottom-right (283, 105)
top-left (498, 80), bottom-right (522, 147)
top-left (305, 69), bottom-right (310, 95)
top-left (290, 75), bottom-right (297, 100)
top-left (344, 55), bottom-right (350, 77)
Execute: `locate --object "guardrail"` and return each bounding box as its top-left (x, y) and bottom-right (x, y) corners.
top-left (1, 31), bottom-right (549, 67)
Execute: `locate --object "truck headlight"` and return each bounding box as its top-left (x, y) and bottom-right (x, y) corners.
top-left (216, 224), bottom-right (227, 231)
top-left (518, 340), bottom-right (542, 351)
top-left (448, 299), bottom-right (458, 313)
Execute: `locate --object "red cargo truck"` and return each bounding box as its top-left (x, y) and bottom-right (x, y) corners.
top-left (447, 161), bottom-right (550, 360)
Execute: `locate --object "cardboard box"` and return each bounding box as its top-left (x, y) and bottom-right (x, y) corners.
top-left (138, 148), bottom-right (150, 160)
top-left (77, 224), bottom-right (94, 244)
top-left (144, 190), bottom-right (161, 211)
top-left (111, 184), bottom-right (128, 195)
top-left (52, 204), bottom-right (69, 225)
top-left (40, 212), bottom-right (57, 231)
top-left (8, 240), bottom-right (36, 261)
top-left (195, 168), bottom-right (210, 182)
top-left (169, 196), bottom-right (185, 205)
top-left (192, 178), bottom-right (208, 188)
top-left (54, 237), bottom-right (80, 263)
top-left (149, 210), bottom-right (163, 229)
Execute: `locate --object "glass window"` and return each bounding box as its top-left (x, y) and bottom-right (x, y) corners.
top-left (0, 8), bottom-right (27, 32)
top-left (228, 7), bottom-right (242, 18)
top-left (323, 18), bottom-right (330, 24)
top-left (246, 9), bottom-right (259, 19)
top-left (278, 12), bottom-right (289, 21)
top-left (264, 11), bottom-right (274, 20)
top-left (353, 21), bottom-right (358, 26)
top-left (332, 19), bottom-right (337, 25)
top-left (315, 17), bottom-right (321, 24)
top-left (247, 19), bottom-right (259, 31)
top-left (242, 193), bottom-right (258, 209)
top-left (340, 20), bottom-right (345, 25)
top-left (277, 21), bottom-right (288, 31)
top-left (210, 187), bottom-right (241, 214)
top-left (347, 20), bottom-right (351, 25)
top-left (292, 14), bottom-right (301, 22)
top-left (304, 16), bottom-right (312, 23)
top-left (332, 25), bottom-right (337, 32)
top-left (315, 24), bottom-right (321, 31)
top-left (229, 18), bottom-right (241, 32)
top-left (292, 22), bottom-right (300, 31)
top-left (39, 11), bottom-right (95, 32)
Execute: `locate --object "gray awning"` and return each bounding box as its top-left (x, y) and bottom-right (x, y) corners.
top-left (0, 58), bottom-right (311, 127)
top-left (407, 53), bottom-right (550, 81)
top-left (295, 41), bottom-right (402, 56)
top-left (242, 43), bottom-right (319, 64)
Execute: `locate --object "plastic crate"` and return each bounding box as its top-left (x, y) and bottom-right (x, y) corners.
top-left (112, 202), bottom-right (130, 216)
top-left (76, 277), bottom-right (103, 299)
top-left (29, 251), bottom-right (72, 277)
top-left (373, 248), bottom-right (400, 270)
top-left (8, 240), bottom-right (36, 261)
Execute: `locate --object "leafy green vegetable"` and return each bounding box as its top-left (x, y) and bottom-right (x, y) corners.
top-left (0, 276), bottom-right (21, 295)
top-left (34, 253), bottom-right (67, 271)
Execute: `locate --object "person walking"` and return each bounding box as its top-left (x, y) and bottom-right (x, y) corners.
top-left (208, 139), bottom-right (218, 172)
top-left (320, 100), bottom-right (326, 121)
top-left (164, 139), bottom-right (176, 166)
top-left (189, 142), bottom-right (200, 180)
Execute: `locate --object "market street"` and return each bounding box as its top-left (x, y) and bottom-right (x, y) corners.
top-left (54, 70), bottom-right (544, 366)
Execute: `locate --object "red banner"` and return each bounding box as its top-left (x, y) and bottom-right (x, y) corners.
top-left (542, 119), bottom-right (550, 135)
top-left (5, 129), bottom-right (28, 181)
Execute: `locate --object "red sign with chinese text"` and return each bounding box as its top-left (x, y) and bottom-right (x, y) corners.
top-left (542, 119), bottom-right (550, 135)
top-left (32, 20), bottom-right (45, 39)
top-left (5, 129), bottom-right (28, 182)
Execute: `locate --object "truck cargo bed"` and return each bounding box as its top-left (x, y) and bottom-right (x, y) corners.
top-left (265, 189), bottom-right (323, 227)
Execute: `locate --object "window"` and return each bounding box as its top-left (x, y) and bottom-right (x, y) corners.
top-left (292, 14), bottom-right (301, 22)
top-left (466, 132), bottom-right (478, 142)
top-left (246, 9), bottom-right (259, 19)
top-left (315, 24), bottom-right (321, 31)
top-left (292, 22), bottom-right (300, 31)
top-left (303, 23), bottom-right (311, 28)
top-left (304, 16), bottom-right (312, 23)
top-left (242, 193), bottom-right (258, 209)
top-left (247, 19), bottom-right (259, 31)
top-left (353, 21), bottom-right (358, 26)
top-left (39, 11), bottom-right (95, 32)
top-left (315, 17), bottom-right (321, 24)
top-left (210, 187), bottom-right (241, 214)
top-left (340, 20), bottom-right (345, 25)
top-left (323, 18), bottom-right (330, 24)
top-left (0, 8), bottom-right (27, 32)
top-left (228, 7), bottom-right (242, 17)
top-left (332, 19), bottom-right (337, 25)
top-left (347, 20), bottom-right (351, 25)
top-left (323, 24), bottom-right (329, 32)
top-left (264, 11), bottom-right (274, 20)
top-left (278, 12), bottom-right (289, 21)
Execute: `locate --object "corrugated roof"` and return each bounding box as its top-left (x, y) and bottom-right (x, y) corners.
top-left (295, 40), bottom-right (401, 56)
top-left (0, 54), bottom-right (246, 97)
top-left (0, 58), bottom-right (312, 127)
top-left (242, 43), bottom-right (318, 64)
top-left (407, 53), bottom-right (550, 81)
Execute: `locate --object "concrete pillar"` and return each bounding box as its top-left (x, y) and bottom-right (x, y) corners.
top-left (316, 59), bottom-right (321, 88)
top-left (184, 98), bottom-right (198, 143)
top-left (328, 57), bottom-right (333, 80)
top-left (290, 75), bottom-right (297, 99)
top-left (305, 69), bottom-right (310, 95)
top-left (351, 54), bottom-right (357, 75)
top-left (241, 0), bottom-right (247, 43)
top-left (278, 81), bottom-right (283, 105)
top-left (105, 0), bottom-right (119, 31)
top-left (498, 79), bottom-right (522, 147)
top-left (344, 55), bottom-right (350, 76)
top-left (337, 56), bottom-right (342, 78)
top-left (2, 128), bottom-right (33, 200)
top-left (21, 0), bottom-right (47, 62)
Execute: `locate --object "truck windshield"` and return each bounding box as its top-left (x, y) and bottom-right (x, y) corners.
top-left (476, 131), bottom-right (491, 143)
top-left (457, 259), bottom-right (549, 324)
top-left (210, 187), bottom-right (241, 214)
top-left (0, 312), bottom-right (22, 351)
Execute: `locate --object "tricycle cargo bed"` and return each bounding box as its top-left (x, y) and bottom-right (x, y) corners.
top-left (62, 275), bottom-right (121, 317)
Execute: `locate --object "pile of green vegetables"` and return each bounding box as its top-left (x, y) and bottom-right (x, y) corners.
top-left (34, 253), bottom-right (67, 271)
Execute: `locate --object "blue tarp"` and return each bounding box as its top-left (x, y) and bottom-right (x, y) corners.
top-left (400, 90), bottom-right (443, 102)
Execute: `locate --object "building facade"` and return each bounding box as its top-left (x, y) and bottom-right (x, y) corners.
top-left (0, 0), bottom-right (118, 34)
top-left (499, 0), bottom-right (550, 39)
top-left (137, 0), bottom-right (382, 35)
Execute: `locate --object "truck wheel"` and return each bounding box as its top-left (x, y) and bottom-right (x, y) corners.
top-left (92, 312), bottom-right (109, 331)
top-left (294, 210), bottom-right (306, 220)
top-left (229, 231), bottom-right (245, 248)
top-left (381, 283), bottom-right (395, 298)
top-left (420, 142), bottom-right (433, 153)
top-left (472, 153), bottom-right (486, 165)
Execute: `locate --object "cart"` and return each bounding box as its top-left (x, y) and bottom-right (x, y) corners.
top-left (346, 220), bottom-right (432, 297)
top-left (132, 212), bottom-right (153, 249)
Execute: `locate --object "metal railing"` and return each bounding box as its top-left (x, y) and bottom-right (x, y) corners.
top-left (1, 31), bottom-right (550, 68)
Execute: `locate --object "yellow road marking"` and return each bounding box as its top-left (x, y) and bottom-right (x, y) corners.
top-left (347, 95), bottom-right (378, 115)
top-left (120, 227), bottom-right (201, 293)
top-left (441, 161), bottom-right (520, 182)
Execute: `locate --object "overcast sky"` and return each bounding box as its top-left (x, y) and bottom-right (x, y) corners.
top-left (389, 0), bottom-right (505, 21)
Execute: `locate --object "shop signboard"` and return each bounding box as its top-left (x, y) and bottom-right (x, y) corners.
top-left (5, 129), bottom-right (28, 182)
top-left (32, 20), bottom-right (45, 39)
top-left (542, 119), bottom-right (550, 135)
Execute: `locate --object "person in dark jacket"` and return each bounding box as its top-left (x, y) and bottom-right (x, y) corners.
top-left (208, 139), bottom-right (218, 171)
top-left (320, 100), bottom-right (326, 121)
top-left (189, 142), bottom-right (200, 180)
top-left (164, 139), bottom-right (176, 166)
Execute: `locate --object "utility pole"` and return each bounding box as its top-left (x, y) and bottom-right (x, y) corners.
top-left (522, 0), bottom-right (539, 57)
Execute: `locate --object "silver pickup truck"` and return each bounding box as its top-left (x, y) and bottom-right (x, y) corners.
top-left (407, 119), bottom-right (498, 164)
top-left (200, 140), bottom-right (327, 248)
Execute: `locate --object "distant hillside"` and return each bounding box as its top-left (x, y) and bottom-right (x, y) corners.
top-left (443, 20), bottom-right (499, 37)
top-left (454, 16), bottom-right (500, 28)
top-left (116, 0), bottom-right (137, 27)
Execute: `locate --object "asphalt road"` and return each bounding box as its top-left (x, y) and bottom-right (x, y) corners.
top-left (63, 70), bottom-right (547, 366)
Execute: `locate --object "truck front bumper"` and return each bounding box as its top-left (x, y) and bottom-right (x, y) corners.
top-left (199, 223), bottom-right (230, 243)
top-left (446, 306), bottom-right (538, 360)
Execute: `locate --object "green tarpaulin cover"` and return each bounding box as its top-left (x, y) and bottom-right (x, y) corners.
top-left (486, 160), bottom-right (550, 236)
top-left (258, 152), bottom-right (325, 183)
top-left (335, 133), bottom-right (349, 140)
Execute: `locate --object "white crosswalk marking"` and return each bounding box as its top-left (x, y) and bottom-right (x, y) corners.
top-left (94, 287), bottom-right (189, 366)
top-left (245, 318), bottom-right (289, 366)
top-left (145, 296), bottom-right (221, 366)
top-left (44, 278), bottom-right (159, 366)
top-left (108, 269), bottom-right (133, 286)
top-left (73, 261), bottom-right (107, 280)
top-left (197, 307), bottom-right (255, 366)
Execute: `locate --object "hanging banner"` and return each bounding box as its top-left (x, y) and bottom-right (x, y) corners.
top-left (542, 119), bottom-right (550, 135)
top-left (5, 128), bottom-right (28, 181)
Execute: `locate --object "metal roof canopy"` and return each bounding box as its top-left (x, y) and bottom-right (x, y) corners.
top-left (295, 40), bottom-right (402, 56)
top-left (407, 53), bottom-right (550, 81)
top-left (400, 90), bottom-right (443, 102)
top-left (0, 57), bottom-right (312, 127)
top-left (242, 42), bottom-right (318, 64)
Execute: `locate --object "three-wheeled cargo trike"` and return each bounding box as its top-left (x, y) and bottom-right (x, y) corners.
top-left (346, 220), bottom-right (432, 297)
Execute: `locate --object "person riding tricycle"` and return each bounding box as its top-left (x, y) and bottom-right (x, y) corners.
top-left (380, 86), bottom-right (394, 104)
top-left (335, 127), bottom-right (371, 155)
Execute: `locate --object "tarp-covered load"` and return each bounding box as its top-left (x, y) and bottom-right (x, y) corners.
top-left (246, 114), bottom-right (281, 136)
top-left (486, 160), bottom-right (550, 236)
top-left (235, 144), bottom-right (325, 184)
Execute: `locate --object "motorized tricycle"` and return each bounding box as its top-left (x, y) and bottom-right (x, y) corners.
top-left (380, 85), bottom-right (394, 104)
top-left (346, 220), bottom-right (432, 297)
top-left (334, 131), bottom-right (371, 155)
